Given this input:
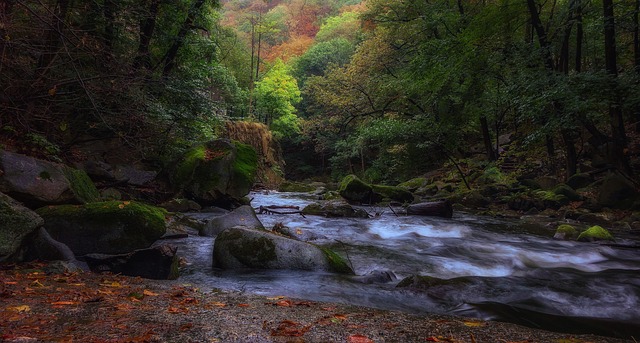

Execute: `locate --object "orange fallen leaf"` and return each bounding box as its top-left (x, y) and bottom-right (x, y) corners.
top-left (179, 323), bottom-right (193, 331)
top-left (348, 334), bottom-right (374, 343)
top-left (463, 320), bottom-right (485, 327)
top-left (7, 305), bottom-right (30, 313)
top-left (4, 281), bottom-right (17, 285)
top-left (237, 303), bottom-right (250, 307)
top-left (276, 300), bottom-right (292, 307)
top-left (143, 289), bottom-right (159, 296)
top-left (210, 301), bottom-right (226, 308)
top-left (426, 337), bottom-right (441, 342)
top-left (51, 301), bottom-right (77, 306)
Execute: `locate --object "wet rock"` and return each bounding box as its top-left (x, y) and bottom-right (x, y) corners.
top-left (553, 184), bottom-right (582, 202)
top-left (0, 192), bottom-right (44, 261)
top-left (85, 244), bottom-right (179, 280)
top-left (397, 178), bottom-right (428, 192)
top-left (577, 225), bottom-right (614, 242)
top-left (566, 173), bottom-right (593, 190)
top-left (159, 198), bottom-right (202, 212)
top-left (554, 224), bottom-right (578, 240)
top-left (199, 205), bottom-right (263, 237)
top-left (113, 165), bottom-right (157, 186)
top-left (271, 223), bottom-right (326, 241)
top-left (16, 227), bottom-right (76, 262)
top-left (36, 201), bottom-right (167, 255)
top-left (278, 181), bottom-right (316, 193)
top-left (338, 174), bottom-right (379, 204)
top-left (576, 213), bottom-right (611, 226)
top-left (212, 226), bottom-right (353, 274)
top-left (353, 270), bottom-right (397, 284)
top-left (302, 201), bottom-right (370, 218)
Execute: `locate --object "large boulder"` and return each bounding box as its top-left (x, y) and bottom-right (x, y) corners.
top-left (84, 244), bottom-right (179, 280)
top-left (36, 201), bottom-right (167, 255)
top-left (14, 227), bottom-right (77, 263)
top-left (302, 201), bottom-right (370, 218)
top-left (212, 226), bottom-right (353, 274)
top-left (0, 150), bottom-right (100, 207)
top-left (0, 192), bottom-right (44, 261)
top-left (596, 173), bottom-right (638, 209)
top-left (577, 225), bottom-right (614, 242)
top-left (338, 175), bottom-right (414, 204)
top-left (199, 205), bottom-right (263, 237)
top-left (171, 139), bottom-right (257, 207)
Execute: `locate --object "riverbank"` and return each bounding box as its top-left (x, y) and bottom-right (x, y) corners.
top-left (0, 262), bottom-right (634, 343)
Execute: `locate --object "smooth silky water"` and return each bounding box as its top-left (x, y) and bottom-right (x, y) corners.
top-left (171, 191), bottom-right (640, 338)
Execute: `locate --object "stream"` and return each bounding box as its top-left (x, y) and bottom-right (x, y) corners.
top-left (172, 191), bottom-right (640, 338)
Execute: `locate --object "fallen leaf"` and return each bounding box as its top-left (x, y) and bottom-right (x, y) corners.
top-left (179, 323), bottom-right (193, 331)
top-left (266, 296), bottom-right (286, 300)
top-left (30, 280), bottom-right (45, 287)
top-left (348, 334), bottom-right (374, 343)
top-left (426, 337), bottom-right (440, 342)
top-left (276, 300), bottom-right (292, 307)
top-left (463, 320), bottom-right (485, 327)
top-left (143, 289), bottom-right (159, 296)
top-left (7, 305), bottom-right (30, 313)
top-left (210, 301), bottom-right (226, 308)
top-left (237, 303), bottom-right (250, 307)
top-left (50, 301), bottom-right (77, 306)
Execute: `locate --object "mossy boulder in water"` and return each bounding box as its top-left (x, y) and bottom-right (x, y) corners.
top-left (278, 181), bottom-right (316, 193)
top-left (0, 192), bottom-right (44, 261)
top-left (577, 225), bottom-right (614, 242)
top-left (302, 201), bottom-right (370, 218)
top-left (397, 178), bottom-right (428, 192)
top-left (554, 224), bottom-right (578, 240)
top-left (339, 175), bottom-right (413, 204)
top-left (36, 201), bottom-right (167, 255)
top-left (212, 226), bottom-right (353, 274)
top-left (0, 150), bottom-right (99, 207)
top-left (338, 174), bottom-right (377, 204)
top-left (171, 139), bottom-right (257, 207)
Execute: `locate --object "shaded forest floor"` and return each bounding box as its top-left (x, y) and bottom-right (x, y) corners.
top-left (0, 262), bottom-right (633, 343)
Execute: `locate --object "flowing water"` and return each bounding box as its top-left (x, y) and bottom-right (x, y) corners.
top-left (172, 191), bottom-right (640, 338)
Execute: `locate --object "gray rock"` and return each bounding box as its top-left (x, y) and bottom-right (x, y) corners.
top-left (271, 223), bottom-right (327, 242)
top-left (0, 192), bottom-right (44, 261)
top-left (200, 205), bottom-right (263, 237)
top-left (353, 270), bottom-right (397, 284)
top-left (566, 173), bottom-right (593, 190)
top-left (113, 165), bottom-right (158, 186)
top-left (212, 226), bottom-right (353, 274)
top-left (597, 173), bottom-right (638, 209)
top-left (17, 227), bottom-right (77, 262)
top-left (302, 201), bottom-right (370, 218)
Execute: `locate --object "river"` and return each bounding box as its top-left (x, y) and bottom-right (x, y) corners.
top-left (172, 191), bottom-right (640, 338)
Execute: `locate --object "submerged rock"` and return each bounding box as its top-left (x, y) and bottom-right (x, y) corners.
top-left (353, 270), bottom-right (397, 284)
top-left (212, 226), bottom-right (353, 274)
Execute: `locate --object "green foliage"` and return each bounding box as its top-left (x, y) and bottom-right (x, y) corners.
top-left (315, 11), bottom-right (362, 43)
top-left (294, 38), bottom-right (356, 84)
top-left (255, 60), bottom-right (302, 139)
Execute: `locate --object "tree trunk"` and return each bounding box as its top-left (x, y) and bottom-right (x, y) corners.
top-left (407, 201), bottom-right (453, 219)
top-left (162, 0), bottom-right (206, 78)
top-left (561, 129), bottom-right (577, 178)
top-left (575, 0), bottom-right (583, 72)
top-left (0, 0), bottom-right (12, 74)
top-left (526, 0), bottom-right (553, 70)
top-left (35, 0), bottom-right (70, 78)
top-left (480, 115), bottom-right (496, 161)
top-left (133, 0), bottom-right (160, 71)
top-left (602, 0), bottom-right (631, 175)
top-left (103, 0), bottom-right (116, 50)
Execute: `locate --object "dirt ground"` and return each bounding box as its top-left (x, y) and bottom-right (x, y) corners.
top-left (0, 262), bottom-right (634, 343)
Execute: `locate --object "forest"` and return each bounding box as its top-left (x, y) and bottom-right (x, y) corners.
top-left (1, 0), bottom-right (640, 342)
top-left (1, 0), bottom-right (639, 184)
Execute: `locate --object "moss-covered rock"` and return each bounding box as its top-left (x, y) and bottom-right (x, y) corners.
top-left (554, 224), bottom-right (578, 240)
top-left (0, 192), bottom-right (44, 261)
top-left (371, 184), bottom-right (414, 204)
top-left (62, 167), bottom-right (100, 203)
top-left (212, 226), bottom-right (353, 274)
top-left (36, 201), bottom-right (167, 255)
top-left (397, 178), bottom-right (428, 192)
top-left (171, 139), bottom-right (258, 207)
top-left (566, 173), bottom-right (593, 190)
top-left (0, 150), bottom-right (99, 207)
top-left (338, 174), bottom-right (376, 204)
top-left (577, 225), bottom-right (614, 242)
top-left (302, 201), bottom-right (370, 218)
top-left (553, 184), bottom-right (581, 202)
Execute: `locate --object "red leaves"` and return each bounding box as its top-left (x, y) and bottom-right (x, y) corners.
top-left (348, 334), bottom-right (374, 343)
top-left (270, 320), bottom-right (312, 337)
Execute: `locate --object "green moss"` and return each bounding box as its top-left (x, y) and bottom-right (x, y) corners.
top-left (338, 174), bottom-right (373, 202)
top-left (0, 193), bottom-right (43, 258)
top-left (231, 141), bottom-right (258, 191)
top-left (319, 247), bottom-right (354, 274)
top-left (279, 181), bottom-right (316, 193)
top-left (577, 225), bottom-right (614, 242)
top-left (554, 224), bottom-right (578, 239)
top-left (397, 177), bottom-right (427, 191)
top-left (222, 229), bottom-right (277, 267)
top-left (36, 201), bottom-right (167, 250)
top-left (553, 184), bottom-right (581, 201)
top-left (172, 145), bottom-right (206, 188)
top-left (371, 184), bottom-right (414, 204)
top-left (63, 167), bottom-right (100, 203)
